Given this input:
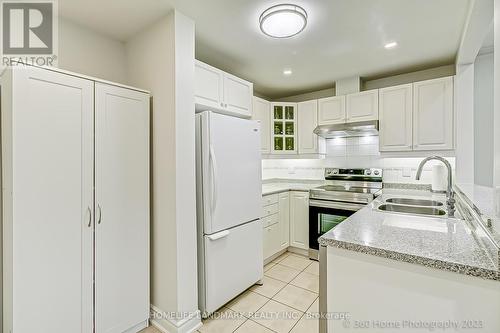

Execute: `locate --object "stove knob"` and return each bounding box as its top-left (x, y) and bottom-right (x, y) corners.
top-left (365, 170), bottom-right (371, 175)
top-left (332, 169), bottom-right (339, 174)
top-left (374, 170), bottom-right (380, 176)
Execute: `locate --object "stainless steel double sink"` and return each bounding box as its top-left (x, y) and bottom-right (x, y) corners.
top-left (378, 198), bottom-right (447, 217)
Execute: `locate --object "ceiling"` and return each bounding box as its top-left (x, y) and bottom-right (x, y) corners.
top-left (59, 0), bottom-right (470, 99)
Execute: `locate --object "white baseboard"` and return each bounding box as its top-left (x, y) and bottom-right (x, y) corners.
top-left (263, 248), bottom-right (287, 265)
top-left (287, 246), bottom-right (308, 257)
top-left (124, 320), bottom-right (148, 333)
top-left (264, 247), bottom-right (310, 265)
top-left (150, 305), bottom-right (202, 333)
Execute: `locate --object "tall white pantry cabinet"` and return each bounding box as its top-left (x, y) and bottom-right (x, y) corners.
top-left (1, 67), bottom-right (150, 333)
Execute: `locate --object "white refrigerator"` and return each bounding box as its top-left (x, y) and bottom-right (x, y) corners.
top-left (195, 111), bottom-right (263, 316)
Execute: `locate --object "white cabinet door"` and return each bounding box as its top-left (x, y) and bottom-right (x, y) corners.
top-left (278, 192), bottom-right (290, 250)
top-left (223, 73), bottom-right (253, 118)
top-left (379, 84), bottom-right (413, 151)
top-left (195, 60), bottom-right (254, 118)
top-left (289, 191), bottom-right (309, 250)
top-left (9, 68), bottom-right (94, 333)
top-left (271, 103), bottom-right (298, 154)
top-left (195, 60), bottom-right (223, 109)
top-left (318, 96), bottom-right (346, 125)
top-left (298, 100), bottom-right (324, 154)
top-left (263, 223), bottom-right (280, 260)
top-left (413, 77), bottom-right (454, 151)
top-left (95, 83), bottom-right (150, 333)
top-left (252, 97), bottom-right (271, 154)
top-left (346, 90), bottom-right (379, 122)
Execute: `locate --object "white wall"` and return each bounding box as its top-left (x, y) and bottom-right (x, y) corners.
top-left (274, 87), bottom-right (335, 103)
top-left (58, 18), bottom-right (127, 84)
top-left (125, 11), bottom-right (200, 333)
top-left (454, 64), bottom-right (475, 184)
top-left (474, 52), bottom-right (494, 186)
top-left (495, 0), bottom-right (500, 188)
top-left (454, 0), bottom-right (494, 186)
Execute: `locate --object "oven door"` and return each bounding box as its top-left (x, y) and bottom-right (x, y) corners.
top-left (308, 200), bottom-right (365, 260)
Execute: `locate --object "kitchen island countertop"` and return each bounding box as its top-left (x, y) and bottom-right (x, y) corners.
top-left (319, 188), bottom-right (500, 281)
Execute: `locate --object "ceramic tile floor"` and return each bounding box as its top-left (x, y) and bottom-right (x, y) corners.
top-left (140, 251), bottom-right (319, 333)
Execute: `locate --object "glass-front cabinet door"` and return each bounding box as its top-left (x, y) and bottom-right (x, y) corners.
top-left (271, 103), bottom-right (297, 154)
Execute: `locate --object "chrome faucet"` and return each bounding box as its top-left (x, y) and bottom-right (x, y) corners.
top-left (416, 156), bottom-right (455, 217)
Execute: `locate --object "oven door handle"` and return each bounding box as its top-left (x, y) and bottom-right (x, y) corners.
top-left (309, 199), bottom-right (365, 211)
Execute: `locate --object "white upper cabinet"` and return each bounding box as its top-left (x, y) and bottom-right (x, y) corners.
top-left (379, 84), bottom-right (413, 152)
top-left (413, 77), bottom-right (454, 151)
top-left (223, 73), bottom-right (253, 117)
top-left (318, 95), bottom-right (346, 125)
top-left (271, 103), bottom-right (298, 154)
top-left (195, 60), bottom-right (253, 118)
top-left (298, 100), bottom-right (325, 154)
top-left (252, 97), bottom-right (271, 154)
top-left (346, 89), bottom-right (379, 122)
top-left (195, 61), bottom-right (223, 109)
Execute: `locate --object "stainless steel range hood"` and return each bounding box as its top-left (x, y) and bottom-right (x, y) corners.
top-left (313, 120), bottom-right (379, 138)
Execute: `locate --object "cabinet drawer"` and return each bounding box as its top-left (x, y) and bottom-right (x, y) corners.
top-left (262, 203), bottom-right (278, 217)
top-left (262, 194), bottom-right (279, 206)
top-left (262, 213), bottom-right (279, 228)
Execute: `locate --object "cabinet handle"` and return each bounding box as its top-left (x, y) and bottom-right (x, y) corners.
top-left (220, 102), bottom-right (224, 107)
top-left (86, 206), bottom-right (92, 227)
top-left (97, 204), bottom-right (102, 224)
top-left (209, 145), bottom-right (218, 213)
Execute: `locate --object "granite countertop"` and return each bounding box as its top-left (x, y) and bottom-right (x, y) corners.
top-left (456, 183), bottom-right (500, 245)
top-left (319, 188), bottom-right (500, 281)
top-left (262, 179), bottom-right (325, 195)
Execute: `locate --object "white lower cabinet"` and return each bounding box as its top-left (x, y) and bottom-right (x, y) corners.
top-left (278, 192), bottom-right (290, 250)
top-left (263, 191), bottom-right (308, 261)
top-left (289, 191), bottom-right (309, 250)
top-left (263, 223), bottom-right (281, 260)
top-left (1, 67), bottom-right (150, 333)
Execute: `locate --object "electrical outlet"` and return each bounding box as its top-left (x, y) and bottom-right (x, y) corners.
top-left (402, 167), bottom-right (411, 177)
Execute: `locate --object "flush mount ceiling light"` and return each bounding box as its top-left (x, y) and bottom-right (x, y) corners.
top-left (283, 68), bottom-right (293, 75)
top-left (384, 41), bottom-right (398, 49)
top-left (259, 4), bottom-right (307, 38)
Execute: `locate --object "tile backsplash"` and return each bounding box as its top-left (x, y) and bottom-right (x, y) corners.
top-left (262, 136), bottom-right (455, 184)
top-left (327, 136), bottom-right (380, 157)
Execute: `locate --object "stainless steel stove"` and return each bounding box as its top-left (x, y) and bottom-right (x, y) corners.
top-left (308, 168), bottom-right (383, 260)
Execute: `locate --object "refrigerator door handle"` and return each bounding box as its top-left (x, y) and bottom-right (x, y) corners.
top-left (209, 145), bottom-right (218, 213)
top-left (207, 230), bottom-right (230, 241)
